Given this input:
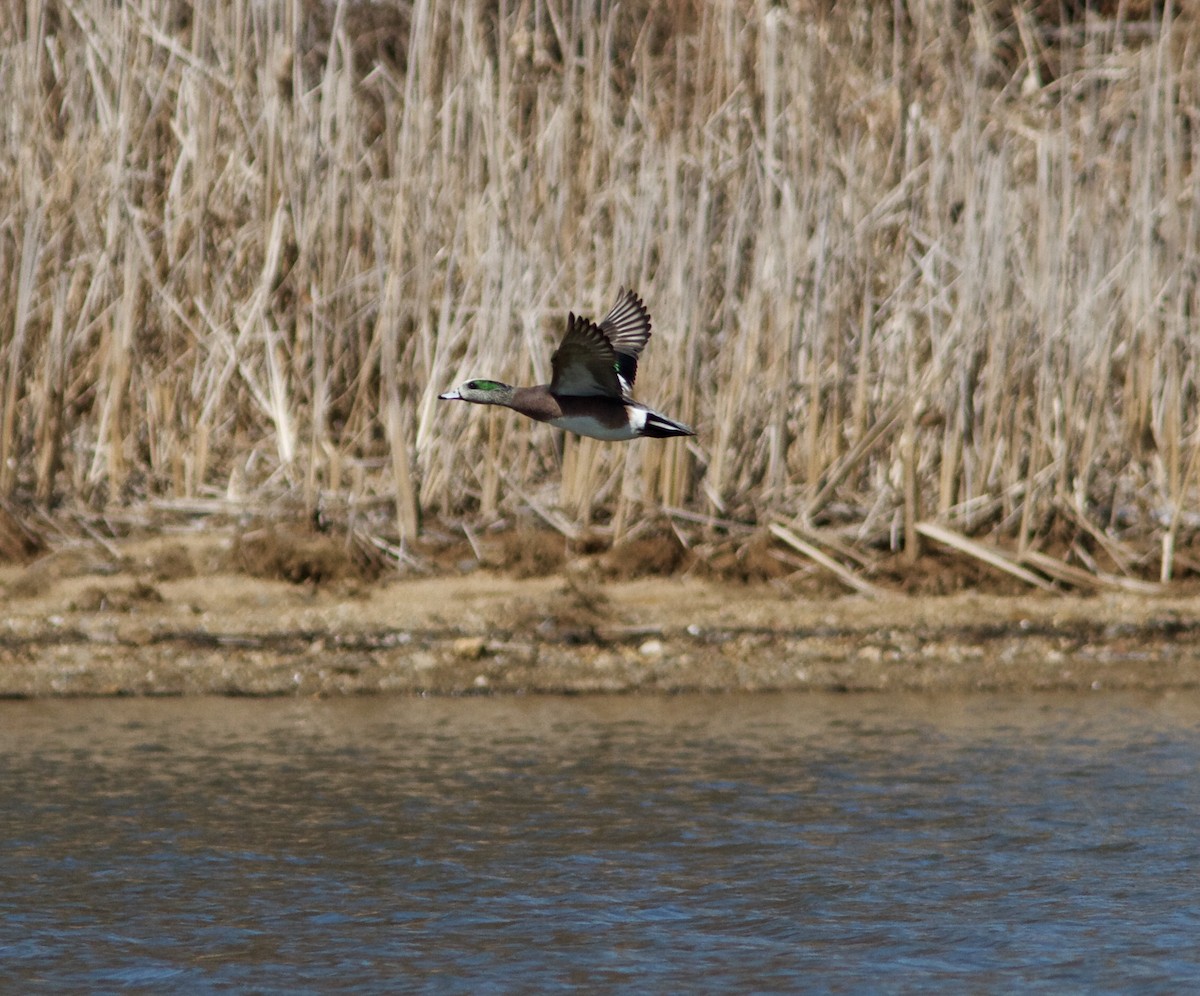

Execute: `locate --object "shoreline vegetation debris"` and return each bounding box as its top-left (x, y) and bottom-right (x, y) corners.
top-left (5, 528), bottom-right (1200, 697)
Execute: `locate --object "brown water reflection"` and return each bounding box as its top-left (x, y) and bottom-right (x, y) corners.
top-left (2, 692), bottom-right (1200, 991)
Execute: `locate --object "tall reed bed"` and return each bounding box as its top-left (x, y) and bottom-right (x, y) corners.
top-left (1, 1), bottom-right (1198, 579)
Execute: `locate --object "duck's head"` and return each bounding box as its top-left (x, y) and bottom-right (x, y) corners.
top-left (438, 379), bottom-right (516, 406)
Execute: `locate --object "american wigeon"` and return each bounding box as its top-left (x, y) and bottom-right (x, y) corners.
top-left (438, 288), bottom-right (694, 441)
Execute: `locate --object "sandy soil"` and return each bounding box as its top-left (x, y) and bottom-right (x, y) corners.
top-left (2, 530), bottom-right (1200, 697)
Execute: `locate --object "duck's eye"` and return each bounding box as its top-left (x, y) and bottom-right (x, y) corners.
top-left (469, 380), bottom-right (502, 391)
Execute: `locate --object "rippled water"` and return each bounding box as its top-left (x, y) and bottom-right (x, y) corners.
top-left (2, 691), bottom-right (1199, 991)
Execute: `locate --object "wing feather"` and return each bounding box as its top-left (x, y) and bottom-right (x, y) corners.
top-left (550, 313), bottom-right (624, 397)
top-left (599, 288), bottom-right (652, 392)
top-left (549, 289), bottom-right (654, 399)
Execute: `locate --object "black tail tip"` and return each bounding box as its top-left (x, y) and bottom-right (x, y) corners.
top-left (642, 413), bottom-right (695, 438)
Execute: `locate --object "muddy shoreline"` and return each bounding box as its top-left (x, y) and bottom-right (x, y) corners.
top-left (3, 534), bottom-right (1200, 697)
top-left (3, 612), bottom-right (1199, 698)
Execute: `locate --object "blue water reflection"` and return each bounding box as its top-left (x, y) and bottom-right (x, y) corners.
top-left (2, 692), bottom-right (1198, 991)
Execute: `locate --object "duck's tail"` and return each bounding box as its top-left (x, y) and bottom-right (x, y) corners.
top-left (641, 410), bottom-right (695, 438)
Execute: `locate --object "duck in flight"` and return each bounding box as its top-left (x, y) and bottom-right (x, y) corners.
top-left (438, 288), bottom-right (694, 441)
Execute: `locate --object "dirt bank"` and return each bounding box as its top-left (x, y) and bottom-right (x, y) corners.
top-left (2, 531), bottom-right (1200, 697)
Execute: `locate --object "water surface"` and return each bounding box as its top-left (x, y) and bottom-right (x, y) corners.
top-left (2, 692), bottom-right (1198, 992)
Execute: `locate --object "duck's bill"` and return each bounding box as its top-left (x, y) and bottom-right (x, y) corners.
top-left (438, 389), bottom-right (462, 400)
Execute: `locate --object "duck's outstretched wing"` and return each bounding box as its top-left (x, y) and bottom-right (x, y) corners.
top-left (550, 288), bottom-right (652, 398)
top-left (550, 314), bottom-right (623, 398)
top-left (597, 288), bottom-right (652, 392)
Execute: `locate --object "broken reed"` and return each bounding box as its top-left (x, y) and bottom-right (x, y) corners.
top-left (1, 0), bottom-right (1199, 577)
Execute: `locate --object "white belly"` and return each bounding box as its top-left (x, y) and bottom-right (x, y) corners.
top-left (550, 414), bottom-right (641, 441)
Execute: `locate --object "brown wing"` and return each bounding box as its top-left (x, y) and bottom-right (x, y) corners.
top-left (550, 313), bottom-right (625, 398)
top-left (550, 288), bottom-right (653, 398)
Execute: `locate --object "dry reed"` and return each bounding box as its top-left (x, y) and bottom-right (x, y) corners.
top-left (1, 0), bottom-right (1199, 583)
